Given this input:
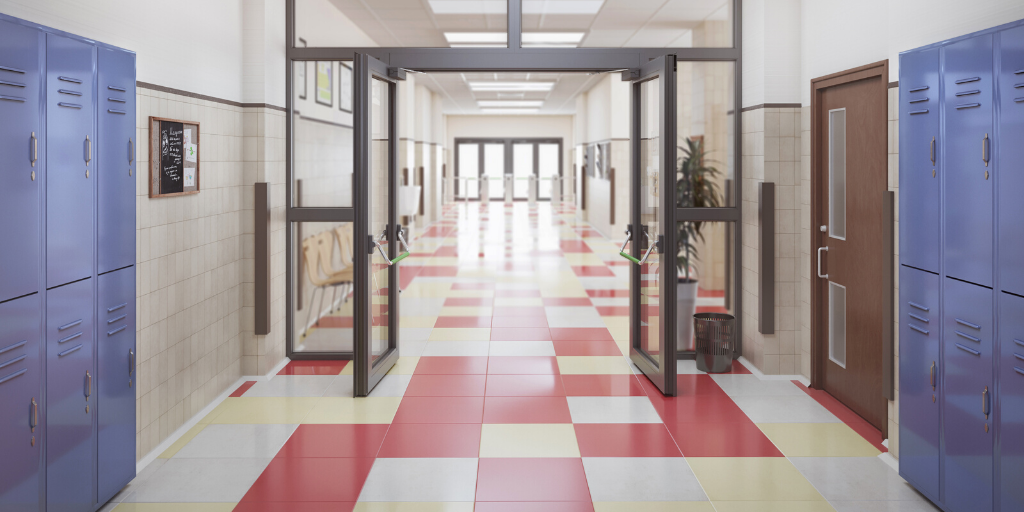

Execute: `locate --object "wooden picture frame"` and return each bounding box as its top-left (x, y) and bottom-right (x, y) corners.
top-left (316, 61), bottom-right (332, 106)
top-left (339, 62), bottom-right (352, 112)
top-left (149, 116), bottom-right (201, 198)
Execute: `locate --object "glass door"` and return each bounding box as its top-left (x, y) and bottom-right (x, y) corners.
top-left (353, 53), bottom-right (404, 396)
top-left (483, 143), bottom-right (505, 200)
top-left (626, 55), bottom-right (678, 395)
top-left (512, 143), bottom-right (533, 200)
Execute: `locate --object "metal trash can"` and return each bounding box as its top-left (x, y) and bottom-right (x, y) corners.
top-left (694, 313), bottom-right (735, 373)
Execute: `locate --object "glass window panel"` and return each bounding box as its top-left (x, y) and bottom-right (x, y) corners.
top-left (458, 143), bottom-right (479, 199)
top-left (639, 76), bottom-right (661, 365)
top-left (829, 282), bottom-right (847, 368)
top-left (829, 109), bottom-right (847, 240)
top-left (677, 61), bottom-right (735, 208)
top-left (370, 77), bottom-right (391, 363)
top-left (513, 143), bottom-right (533, 199)
top-left (291, 221), bottom-right (355, 354)
top-left (675, 221), bottom-right (736, 352)
top-left (293, 60), bottom-right (355, 207)
top-left (484, 143), bottom-right (505, 199)
top-left (538, 143), bottom-right (559, 199)
top-left (296, 0), bottom-right (507, 48)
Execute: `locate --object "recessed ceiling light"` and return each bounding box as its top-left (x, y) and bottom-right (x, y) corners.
top-left (469, 81), bottom-right (555, 92)
top-left (480, 108), bottom-right (541, 114)
top-left (449, 43), bottom-right (507, 48)
top-left (478, 100), bottom-right (544, 108)
top-left (444, 32), bottom-right (507, 44)
top-left (522, 32), bottom-right (585, 47)
top-left (429, 0), bottom-right (604, 15)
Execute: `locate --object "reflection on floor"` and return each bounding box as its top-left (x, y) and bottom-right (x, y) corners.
top-left (103, 202), bottom-right (939, 512)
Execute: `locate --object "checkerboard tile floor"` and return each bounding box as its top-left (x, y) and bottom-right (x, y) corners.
top-left (103, 202), bottom-right (939, 512)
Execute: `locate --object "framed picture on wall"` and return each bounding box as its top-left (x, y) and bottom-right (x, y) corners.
top-left (297, 61), bottom-right (307, 100)
top-left (339, 62), bottom-right (352, 112)
top-left (316, 61), bottom-right (332, 106)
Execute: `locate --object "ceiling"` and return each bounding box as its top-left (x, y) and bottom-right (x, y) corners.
top-left (418, 71), bottom-right (602, 115)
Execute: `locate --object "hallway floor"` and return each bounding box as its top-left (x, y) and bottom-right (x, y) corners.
top-left (106, 202), bottom-right (938, 512)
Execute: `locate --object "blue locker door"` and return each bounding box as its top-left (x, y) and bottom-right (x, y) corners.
top-left (0, 19), bottom-right (42, 303)
top-left (46, 279), bottom-right (95, 512)
top-left (999, 291), bottom-right (1024, 512)
top-left (943, 277), bottom-right (994, 512)
top-left (898, 265), bottom-right (940, 500)
top-left (899, 48), bottom-right (941, 274)
top-left (97, 47), bottom-right (136, 275)
top-left (943, 34), bottom-right (995, 288)
top-left (46, 33), bottom-right (95, 289)
top-left (97, 266), bottom-right (135, 502)
top-left (998, 26), bottom-right (1024, 296)
top-left (0, 294), bottom-right (43, 512)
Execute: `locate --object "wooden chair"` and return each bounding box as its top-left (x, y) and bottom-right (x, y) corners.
top-left (302, 235), bottom-right (351, 335)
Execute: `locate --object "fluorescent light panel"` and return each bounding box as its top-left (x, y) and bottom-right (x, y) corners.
top-left (478, 100), bottom-right (544, 108)
top-left (481, 108), bottom-right (541, 114)
top-left (429, 0), bottom-right (604, 15)
top-left (522, 32), bottom-right (584, 44)
top-left (469, 81), bottom-right (554, 91)
top-left (444, 32), bottom-right (506, 44)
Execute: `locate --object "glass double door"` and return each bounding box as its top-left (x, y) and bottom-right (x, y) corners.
top-left (455, 139), bottom-right (562, 201)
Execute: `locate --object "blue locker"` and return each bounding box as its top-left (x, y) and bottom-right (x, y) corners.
top-left (0, 20), bottom-right (42, 303)
top-left (45, 33), bottom-right (95, 289)
top-left (998, 26), bottom-right (1024, 296)
top-left (97, 266), bottom-right (135, 503)
top-left (46, 279), bottom-right (95, 512)
top-left (97, 47), bottom-right (136, 275)
top-left (0, 294), bottom-right (43, 512)
top-left (999, 292), bottom-right (1024, 512)
top-left (943, 277), bottom-right (994, 512)
top-left (899, 48), bottom-right (941, 274)
top-left (899, 265), bottom-right (941, 500)
top-left (943, 35), bottom-right (995, 288)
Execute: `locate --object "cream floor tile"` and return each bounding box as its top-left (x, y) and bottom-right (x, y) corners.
top-left (687, 457), bottom-right (828, 502)
top-left (564, 253), bottom-right (607, 266)
top-left (302, 397), bottom-right (402, 424)
top-left (404, 283), bottom-right (453, 298)
top-left (757, 423), bottom-right (882, 457)
top-left (428, 328), bottom-right (490, 341)
top-left (112, 504), bottom-right (236, 512)
top-left (445, 289), bottom-right (495, 298)
top-left (457, 268), bottom-right (496, 279)
top-left (479, 423), bottom-right (580, 457)
top-left (208, 397), bottom-right (319, 424)
top-left (352, 504), bottom-right (475, 512)
top-left (556, 356), bottom-right (634, 375)
top-left (402, 316), bottom-right (439, 328)
top-left (493, 297), bottom-right (544, 307)
top-left (341, 362), bottom-right (354, 375)
top-left (604, 317), bottom-right (629, 330)
top-left (424, 257), bottom-right (461, 265)
top-left (157, 424), bottom-right (207, 458)
top-left (540, 284), bottom-right (589, 298)
top-left (439, 306), bottom-right (493, 316)
top-left (387, 356), bottom-right (420, 375)
top-left (594, 502), bottom-right (716, 512)
top-left (711, 502), bottom-right (837, 512)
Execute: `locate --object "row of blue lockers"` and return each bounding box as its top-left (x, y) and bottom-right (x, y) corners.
top-left (898, 18), bottom-right (1023, 512)
top-left (0, 14), bottom-right (137, 512)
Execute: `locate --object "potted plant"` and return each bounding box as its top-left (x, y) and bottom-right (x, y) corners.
top-left (676, 137), bottom-right (722, 351)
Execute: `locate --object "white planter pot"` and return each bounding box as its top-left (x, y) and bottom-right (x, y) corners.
top-left (677, 278), bottom-right (698, 351)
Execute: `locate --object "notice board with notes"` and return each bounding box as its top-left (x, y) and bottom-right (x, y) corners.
top-left (149, 116), bottom-right (200, 197)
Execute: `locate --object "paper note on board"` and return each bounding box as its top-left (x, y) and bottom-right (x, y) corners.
top-left (184, 128), bottom-right (192, 145)
top-left (185, 143), bottom-right (197, 163)
top-left (184, 167), bottom-right (195, 187)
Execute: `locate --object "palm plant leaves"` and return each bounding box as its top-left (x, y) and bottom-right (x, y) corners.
top-left (676, 137), bottom-right (723, 279)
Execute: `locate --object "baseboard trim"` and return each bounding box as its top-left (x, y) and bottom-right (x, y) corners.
top-left (736, 356), bottom-right (811, 386)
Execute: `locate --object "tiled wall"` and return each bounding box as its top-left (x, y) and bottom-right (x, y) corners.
top-left (887, 85), bottom-right (900, 458)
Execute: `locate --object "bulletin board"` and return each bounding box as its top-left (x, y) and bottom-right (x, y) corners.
top-left (149, 116), bottom-right (200, 198)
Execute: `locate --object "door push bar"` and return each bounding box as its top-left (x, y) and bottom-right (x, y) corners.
top-left (373, 227), bottom-right (412, 266)
top-left (617, 228), bottom-right (657, 266)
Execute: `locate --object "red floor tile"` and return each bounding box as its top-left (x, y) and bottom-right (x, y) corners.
top-left (595, 306), bottom-right (630, 317)
top-left (452, 282), bottom-right (495, 290)
top-left (675, 374), bottom-right (730, 396)
top-left (665, 421), bottom-right (784, 457)
top-left (277, 424), bottom-right (389, 458)
top-left (434, 316), bottom-right (492, 328)
top-left (377, 423), bottom-right (482, 458)
top-left (485, 374), bottom-right (565, 396)
top-left (316, 316), bottom-right (354, 328)
top-left (414, 356), bottom-right (489, 375)
top-left (393, 396), bottom-right (485, 423)
top-left (542, 297), bottom-right (593, 306)
top-left (445, 297), bottom-right (494, 307)
top-left (552, 340), bottom-right (622, 356)
top-left (494, 289), bottom-right (542, 298)
top-left (725, 359), bottom-right (753, 374)
top-left (492, 306), bottom-right (547, 317)
top-left (399, 268), bottom-right (420, 290)
top-left (549, 327), bottom-right (614, 341)
top-left (491, 316), bottom-right (549, 328)
top-left (278, 360), bottom-right (350, 376)
top-left (586, 289), bottom-right (629, 298)
top-left (558, 240), bottom-right (593, 253)
top-left (406, 374), bottom-right (487, 396)
top-left (233, 503), bottom-right (355, 512)
top-left (490, 327), bottom-right (553, 341)
top-left (229, 380), bottom-right (257, 397)
top-left (650, 395), bottom-right (751, 424)
top-left (698, 288), bottom-right (726, 297)
top-left (571, 265), bottom-right (616, 277)
top-left (476, 458), bottom-right (592, 502)
top-left (240, 457), bottom-right (375, 503)
top-left (482, 396), bottom-right (572, 423)
top-left (574, 423), bottom-right (683, 457)
top-left (417, 266), bottom-right (460, 277)
top-left (561, 375), bottom-right (647, 396)
top-left (487, 356), bottom-right (559, 375)
top-left (474, 503), bottom-right (594, 512)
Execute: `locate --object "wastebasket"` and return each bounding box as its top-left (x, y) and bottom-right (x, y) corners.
top-left (694, 313), bottom-right (735, 373)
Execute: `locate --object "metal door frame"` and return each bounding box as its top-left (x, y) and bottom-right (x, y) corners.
top-left (284, 0), bottom-right (745, 388)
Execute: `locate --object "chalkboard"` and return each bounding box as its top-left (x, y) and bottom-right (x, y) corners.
top-left (149, 116), bottom-right (200, 198)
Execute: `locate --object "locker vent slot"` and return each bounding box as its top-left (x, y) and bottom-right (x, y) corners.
top-left (955, 103), bottom-right (981, 110)
top-left (1017, 97), bottom-right (1024, 103)
top-left (909, 109), bottom-right (929, 115)
top-left (955, 89), bottom-right (980, 97)
top-left (954, 343), bottom-right (981, 356)
top-left (955, 76), bottom-right (981, 84)
top-left (1017, 69), bottom-right (1024, 75)
top-left (908, 301), bottom-right (930, 312)
top-left (955, 318), bottom-right (981, 329)
top-left (1015, 339), bottom-right (1024, 348)
top-left (108, 109), bottom-right (126, 115)
top-left (0, 340), bottom-right (27, 355)
top-left (58, 89), bottom-right (82, 96)
top-left (107, 314), bottom-right (127, 324)
top-left (0, 354), bottom-right (27, 371)
top-left (58, 332), bottom-right (82, 344)
top-left (108, 97), bottom-right (126, 103)
top-left (108, 85), bottom-right (126, 92)
top-left (1015, 353), bottom-right (1024, 362)
top-left (909, 86), bottom-right (929, 92)
top-left (909, 324), bottom-right (929, 335)
top-left (0, 79), bottom-right (25, 88)
top-left (0, 95), bottom-right (26, 102)
top-left (955, 330), bottom-right (981, 343)
top-left (0, 368), bottom-right (27, 386)
top-left (0, 65), bottom-right (26, 74)
top-left (58, 102), bottom-right (82, 109)
top-left (1016, 367), bottom-right (1024, 376)
top-left (57, 344), bottom-right (82, 357)
top-left (58, 319), bottom-right (83, 331)
top-left (107, 325), bottom-right (127, 336)
top-left (908, 312), bottom-right (929, 323)
top-left (1016, 83), bottom-right (1024, 89)
top-left (58, 76), bottom-right (82, 84)
top-left (107, 302), bottom-right (128, 312)
top-left (909, 98), bottom-right (928, 104)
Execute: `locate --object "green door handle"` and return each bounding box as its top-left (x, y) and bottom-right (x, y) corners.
top-left (391, 252), bottom-right (410, 264)
top-left (619, 251), bottom-right (640, 264)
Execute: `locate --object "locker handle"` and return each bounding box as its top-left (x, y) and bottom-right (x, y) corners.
top-left (129, 349), bottom-right (135, 377)
top-left (908, 301), bottom-right (929, 312)
top-left (57, 344), bottom-right (81, 357)
top-left (930, 137), bottom-right (935, 165)
top-left (982, 386), bottom-right (989, 418)
top-left (0, 339), bottom-right (27, 355)
top-left (0, 368), bottom-right (27, 386)
top-left (955, 318), bottom-right (981, 330)
top-left (58, 332), bottom-right (82, 344)
top-left (107, 302), bottom-right (128, 313)
top-left (107, 325), bottom-right (127, 336)
top-left (85, 371), bottom-right (91, 399)
top-left (30, 132), bottom-right (37, 167)
top-left (107, 314), bottom-right (127, 324)
top-left (30, 398), bottom-right (37, 430)
top-left (909, 324), bottom-right (929, 335)
top-left (955, 343), bottom-right (981, 356)
top-left (58, 319), bottom-right (83, 331)
top-left (86, 135), bottom-right (91, 164)
top-left (129, 138), bottom-right (134, 164)
top-left (0, 354), bottom-right (27, 371)
top-left (930, 362), bottom-right (936, 390)
top-left (955, 330), bottom-right (981, 343)
top-left (983, 133), bottom-right (989, 167)
top-left (0, 64), bottom-right (26, 74)
top-left (908, 312), bottom-right (929, 323)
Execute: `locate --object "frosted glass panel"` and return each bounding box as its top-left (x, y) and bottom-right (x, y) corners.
top-left (513, 143), bottom-right (533, 199)
top-left (829, 281), bottom-right (847, 368)
top-left (538, 143), bottom-right (558, 199)
top-left (458, 143), bottom-right (479, 199)
top-left (829, 109), bottom-right (846, 240)
top-left (484, 143), bottom-right (504, 199)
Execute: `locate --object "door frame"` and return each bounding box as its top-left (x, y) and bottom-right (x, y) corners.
top-left (809, 59), bottom-right (892, 393)
top-left (453, 137), bottom-right (564, 201)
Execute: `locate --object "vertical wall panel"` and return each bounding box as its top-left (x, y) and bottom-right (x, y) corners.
top-left (0, 294), bottom-right (43, 512)
top-left (899, 48), bottom-right (941, 274)
top-left (97, 47), bottom-right (136, 275)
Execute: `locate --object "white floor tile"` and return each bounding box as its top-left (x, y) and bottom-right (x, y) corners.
top-left (243, 375), bottom-right (337, 398)
top-left (566, 396), bottom-right (663, 423)
top-left (582, 457), bottom-right (708, 502)
top-left (399, 341), bottom-right (428, 357)
top-left (488, 340), bottom-right (556, 356)
top-left (173, 424), bottom-right (297, 459)
top-left (323, 374), bottom-right (412, 397)
top-left (791, 457), bottom-right (936, 503)
top-left (731, 395), bottom-right (841, 423)
top-left (358, 458), bottom-right (479, 502)
top-left (125, 458), bottom-right (272, 503)
top-left (710, 374), bottom-right (806, 396)
top-left (421, 340), bottom-right (490, 356)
